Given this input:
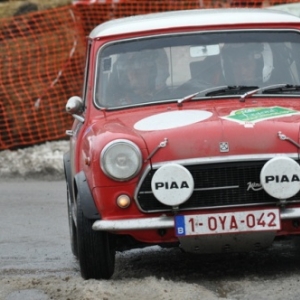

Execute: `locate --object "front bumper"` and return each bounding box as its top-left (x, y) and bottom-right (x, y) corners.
top-left (92, 207), bottom-right (300, 231)
top-left (93, 215), bottom-right (173, 231)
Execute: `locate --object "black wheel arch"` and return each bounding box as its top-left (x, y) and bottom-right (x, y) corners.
top-left (63, 151), bottom-right (74, 201)
top-left (64, 152), bottom-right (99, 220)
top-left (74, 171), bottom-right (100, 220)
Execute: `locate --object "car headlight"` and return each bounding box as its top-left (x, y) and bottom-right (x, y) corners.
top-left (100, 139), bottom-right (142, 181)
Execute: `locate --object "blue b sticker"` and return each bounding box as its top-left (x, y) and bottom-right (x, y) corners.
top-left (175, 215), bottom-right (186, 236)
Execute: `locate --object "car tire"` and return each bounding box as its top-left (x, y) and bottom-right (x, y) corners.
top-left (76, 193), bottom-right (116, 279)
top-left (67, 183), bottom-right (78, 258)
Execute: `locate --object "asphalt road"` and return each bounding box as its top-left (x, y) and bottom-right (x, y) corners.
top-left (1, 179), bottom-right (300, 300)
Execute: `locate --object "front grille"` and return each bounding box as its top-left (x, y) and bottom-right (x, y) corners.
top-left (136, 160), bottom-right (300, 212)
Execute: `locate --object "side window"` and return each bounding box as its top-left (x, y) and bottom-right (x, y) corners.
top-left (95, 54), bottom-right (117, 106)
top-left (167, 45), bottom-right (223, 90)
top-left (268, 43), bottom-right (297, 85)
top-left (285, 42), bottom-right (300, 84)
top-left (167, 46), bottom-right (192, 87)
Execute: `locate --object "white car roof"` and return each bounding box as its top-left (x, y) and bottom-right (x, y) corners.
top-left (89, 8), bottom-right (300, 39)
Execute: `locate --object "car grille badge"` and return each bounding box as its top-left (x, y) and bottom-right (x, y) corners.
top-left (219, 142), bottom-right (229, 152)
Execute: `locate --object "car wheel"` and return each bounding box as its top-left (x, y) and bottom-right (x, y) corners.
top-left (67, 183), bottom-right (78, 258)
top-left (76, 193), bottom-right (116, 279)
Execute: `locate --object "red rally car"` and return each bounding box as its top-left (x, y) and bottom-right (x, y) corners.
top-left (64, 8), bottom-right (300, 279)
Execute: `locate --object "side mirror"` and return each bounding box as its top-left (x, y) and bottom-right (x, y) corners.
top-left (66, 96), bottom-right (83, 114)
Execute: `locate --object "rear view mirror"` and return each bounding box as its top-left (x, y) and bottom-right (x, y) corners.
top-left (190, 45), bottom-right (220, 58)
top-left (66, 96), bottom-right (83, 114)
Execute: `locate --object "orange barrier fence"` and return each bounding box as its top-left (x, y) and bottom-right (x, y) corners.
top-left (0, 0), bottom-right (298, 150)
top-left (0, 6), bottom-right (86, 150)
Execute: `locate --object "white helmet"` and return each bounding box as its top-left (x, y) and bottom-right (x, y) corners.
top-left (261, 43), bottom-right (273, 82)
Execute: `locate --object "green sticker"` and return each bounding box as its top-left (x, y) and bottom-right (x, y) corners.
top-left (222, 106), bottom-right (300, 124)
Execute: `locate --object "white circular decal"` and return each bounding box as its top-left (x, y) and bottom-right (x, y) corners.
top-left (134, 110), bottom-right (212, 131)
top-left (151, 164), bottom-right (194, 206)
top-left (260, 156), bottom-right (300, 199)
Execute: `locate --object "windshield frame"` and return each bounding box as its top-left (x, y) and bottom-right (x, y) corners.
top-left (93, 28), bottom-right (300, 110)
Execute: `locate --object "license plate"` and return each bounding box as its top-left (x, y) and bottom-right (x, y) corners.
top-left (175, 209), bottom-right (281, 236)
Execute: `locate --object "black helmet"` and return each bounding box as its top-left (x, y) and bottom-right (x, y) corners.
top-left (221, 43), bottom-right (273, 85)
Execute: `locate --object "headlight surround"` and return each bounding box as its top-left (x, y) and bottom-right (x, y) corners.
top-left (100, 139), bottom-right (142, 181)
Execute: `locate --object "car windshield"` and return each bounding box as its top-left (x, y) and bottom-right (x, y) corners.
top-left (94, 30), bottom-right (300, 108)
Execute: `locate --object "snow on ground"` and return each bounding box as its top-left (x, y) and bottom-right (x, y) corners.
top-left (0, 141), bottom-right (69, 180)
top-left (2, 142), bottom-right (300, 300)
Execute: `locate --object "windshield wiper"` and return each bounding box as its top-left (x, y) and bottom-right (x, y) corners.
top-left (177, 85), bottom-right (238, 106)
top-left (177, 91), bottom-right (204, 107)
top-left (177, 85), bottom-right (273, 106)
top-left (240, 84), bottom-right (300, 102)
top-left (177, 84), bottom-right (300, 106)
top-left (205, 85), bottom-right (259, 97)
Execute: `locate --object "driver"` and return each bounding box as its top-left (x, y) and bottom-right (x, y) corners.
top-left (127, 51), bottom-right (156, 101)
top-left (221, 43), bottom-right (273, 86)
top-left (117, 49), bottom-right (169, 105)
